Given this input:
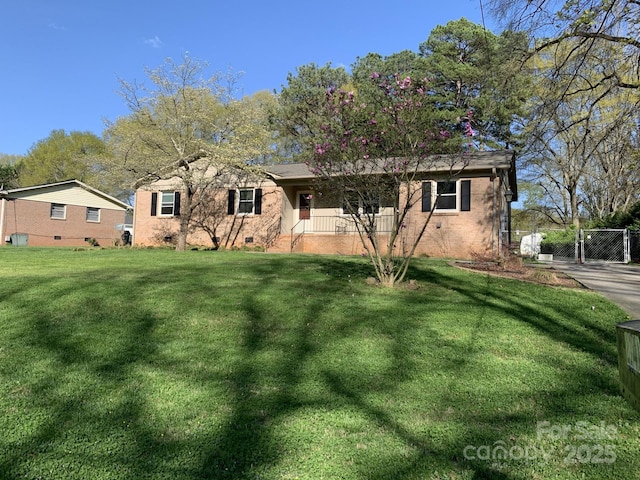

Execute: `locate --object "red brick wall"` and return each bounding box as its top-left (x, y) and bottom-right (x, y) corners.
top-left (134, 176), bottom-right (503, 259)
top-left (287, 176), bottom-right (501, 259)
top-left (2, 198), bottom-right (126, 247)
top-left (133, 186), bottom-right (282, 248)
top-left (403, 176), bottom-right (499, 258)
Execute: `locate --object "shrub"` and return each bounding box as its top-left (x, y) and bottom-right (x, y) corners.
top-left (590, 200), bottom-right (640, 231)
top-left (540, 229), bottom-right (575, 254)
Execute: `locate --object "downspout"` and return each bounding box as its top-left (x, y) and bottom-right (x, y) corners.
top-left (498, 171), bottom-right (505, 256)
top-left (0, 196), bottom-right (5, 245)
top-left (492, 167), bottom-right (497, 256)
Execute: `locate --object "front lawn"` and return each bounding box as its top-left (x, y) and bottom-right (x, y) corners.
top-left (0, 248), bottom-right (638, 479)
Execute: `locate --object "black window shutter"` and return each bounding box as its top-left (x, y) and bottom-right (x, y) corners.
top-left (151, 192), bottom-right (158, 216)
top-left (461, 180), bottom-right (471, 211)
top-left (174, 191), bottom-right (181, 216)
top-left (254, 188), bottom-right (262, 215)
top-left (227, 190), bottom-right (235, 215)
top-left (421, 182), bottom-right (432, 212)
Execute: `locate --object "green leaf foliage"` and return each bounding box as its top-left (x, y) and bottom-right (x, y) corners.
top-left (19, 130), bottom-right (110, 188)
top-left (419, 18), bottom-right (531, 149)
top-left (271, 62), bottom-right (350, 162)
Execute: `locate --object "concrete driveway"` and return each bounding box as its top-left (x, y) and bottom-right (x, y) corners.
top-left (553, 262), bottom-right (640, 319)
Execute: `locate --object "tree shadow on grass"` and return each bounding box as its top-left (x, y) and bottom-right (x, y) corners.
top-left (0, 270), bottom-right (191, 479)
top-left (402, 261), bottom-right (620, 367)
top-left (1, 253), bottom-right (638, 480)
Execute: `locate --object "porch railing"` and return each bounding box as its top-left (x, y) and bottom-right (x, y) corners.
top-left (294, 215), bottom-right (394, 235)
top-left (290, 220), bottom-right (305, 252)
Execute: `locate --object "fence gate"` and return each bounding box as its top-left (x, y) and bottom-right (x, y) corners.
top-left (580, 229), bottom-right (630, 263)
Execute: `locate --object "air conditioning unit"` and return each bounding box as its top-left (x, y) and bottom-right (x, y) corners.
top-left (616, 320), bottom-right (640, 411)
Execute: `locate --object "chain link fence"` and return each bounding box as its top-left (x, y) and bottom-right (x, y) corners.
top-left (581, 229), bottom-right (628, 263)
top-left (629, 231), bottom-right (640, 263)
top-left (510, 228), bottom-right (634, 263)
top-left (511, 229), bottom-right (576, 260)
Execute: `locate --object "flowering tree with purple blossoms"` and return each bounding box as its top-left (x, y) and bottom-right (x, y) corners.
top-left (309, 73), bottom-right (470, 287)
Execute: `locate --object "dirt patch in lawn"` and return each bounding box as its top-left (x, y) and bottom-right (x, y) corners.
top-left (452, 260), bottom-right (583, 289)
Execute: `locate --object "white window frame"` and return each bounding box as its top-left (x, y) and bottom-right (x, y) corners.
top-left (434, 180), bottom-right (459, 212)
top-left (51, 203), bottom-right (66, 220)
top-left (237, 188), bottom-right (255, 215)
top-left (160, 192), bottom-right (176, 216)
top-left (86, 207), bottom-right (100, 223)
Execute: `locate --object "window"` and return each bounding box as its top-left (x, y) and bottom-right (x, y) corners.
top-left (341, 192), bottom-right (380, 215)
top-left (86, 207), bottom-right (100, 222)
top-left (238, 189), bottom-right (254, 214)
top-left (228, 188), bottom-right (262, 215)
top-left (161, 192), bottom-right (177, 215)
top-left (150, 191), bottom-right (181, 217)
top-left (421, 180), bottom-right (471, 212)
top-left (436, 181), bottom-right (457, 210)
top-left (51, 203), bottom-right (66, 219)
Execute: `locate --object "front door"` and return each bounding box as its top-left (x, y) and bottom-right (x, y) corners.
top-left (299, 193), bottom-right (311, 220)
top-left (294, 192), bottom-right (312, 233)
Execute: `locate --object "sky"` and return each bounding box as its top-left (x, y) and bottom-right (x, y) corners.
top-left (1, 0), bottom-right (497, 156)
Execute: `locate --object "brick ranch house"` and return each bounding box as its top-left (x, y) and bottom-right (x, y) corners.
top-left (0, 180), bottom-right (130, 247)
top-left (132, 151), bottom-right (517, 259)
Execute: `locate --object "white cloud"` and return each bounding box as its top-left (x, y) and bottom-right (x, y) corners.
top-left (144, 36), bottom-right (163, 48)
top-left (48, 22), bottom-right (66, 31)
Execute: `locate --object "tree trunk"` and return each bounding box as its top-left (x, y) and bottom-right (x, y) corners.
top-left (175, 188), bottom-right (192, 252)
top-left (569, 186), bottom-right (580, 228)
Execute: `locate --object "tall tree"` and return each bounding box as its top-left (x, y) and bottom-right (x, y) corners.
top-left (488, 0), bottom-right (640, 95)
top-left (418, 18), bottom-right (531, 149)
top-left (19, 130), bottom-right (111, 189)
top-left (271, 63), bottom-right (350, 162)
top-left (105, 55), bottom-right (275, 251)
top-left (520, 39), bottom-right (640, 226)
top-left (351, 51), bottom-right (425, 84)
top-left (580, 95), bottom-right (640, 220)
top-left (0, 154), bottom-right (22, 189)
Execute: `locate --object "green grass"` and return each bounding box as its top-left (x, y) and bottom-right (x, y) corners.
top-left (0, 248), bottom-right (638, 479)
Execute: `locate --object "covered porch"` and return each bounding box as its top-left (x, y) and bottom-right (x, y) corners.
top-left (271, 185), bottom-right (394, 253)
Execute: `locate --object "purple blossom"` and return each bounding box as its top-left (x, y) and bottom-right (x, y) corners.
top-left (397, 76), bottom-right (411, 89)
top-left (465, 122), bottom-right (475, 137)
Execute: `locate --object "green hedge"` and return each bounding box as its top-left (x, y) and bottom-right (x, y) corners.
top-left (540, 229), bottom-right (576, 254)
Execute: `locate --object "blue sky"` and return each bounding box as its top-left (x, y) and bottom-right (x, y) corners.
top-left (1, 0), bottom-right (495, 156)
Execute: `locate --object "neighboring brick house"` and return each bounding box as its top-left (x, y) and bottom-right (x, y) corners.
top-left (132, 151), bottom-right (517, 259)
top-left (0, 180), bottom-right (130, 247)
